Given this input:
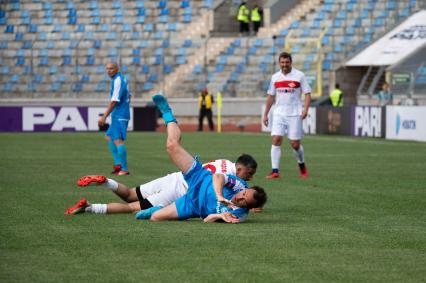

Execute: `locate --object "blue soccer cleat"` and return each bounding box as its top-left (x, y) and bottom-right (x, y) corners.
top-left (135, 205), bottom-right (163, 220)
top-left (152, 94), bottom-right (176, 124)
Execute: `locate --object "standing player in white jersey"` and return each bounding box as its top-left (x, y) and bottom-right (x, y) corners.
top-left (64, 154), bottom-right (257, 216)
top-left (263, 52), bottom-right (311, 179)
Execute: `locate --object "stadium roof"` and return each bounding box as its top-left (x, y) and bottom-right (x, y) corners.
top-left (346, 10), bottom-right (426, 67)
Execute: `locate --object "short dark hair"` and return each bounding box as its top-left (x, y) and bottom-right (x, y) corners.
top-left (335, 83), bottom-right (340, 88)
top-left (249, 186), bottom-right (267, 209)
top-left (236, 154), bottom-right (257, 169)
top-left (278, 52), bottom-right (292, 62)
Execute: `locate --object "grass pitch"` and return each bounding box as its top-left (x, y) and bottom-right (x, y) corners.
top-left (0, 132), bottom-right (425, 282)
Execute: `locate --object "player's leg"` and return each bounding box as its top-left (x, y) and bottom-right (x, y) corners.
top-left (266, 114), bottom-right (284, 179)
top-left (77, 175), bottom-right (138, 202)
top-left (198, 109), bottom-right (204, 131)
top-left (288, 116), bottom-right (308, 177)
top-left (105, 131), bottom-right (121, 174)
top-left (207, 109), bottom-right (214, 131)
top-left (114, 120), bottom-right (129, 175)
top-left (150, 203), bottom-right (179, 221)
top-left (152, 94), bottom-right (195, 173)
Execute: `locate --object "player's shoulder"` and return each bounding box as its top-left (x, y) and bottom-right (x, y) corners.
top-left (271, 70), bottom-right (282, 79)
top-left (291, 67), bottom-right (306, 77)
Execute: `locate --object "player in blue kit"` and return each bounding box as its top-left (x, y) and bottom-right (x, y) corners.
top-left (149, 94), bottom-right (267, 223)
top-left (98, 62), bottom-right (131, 175)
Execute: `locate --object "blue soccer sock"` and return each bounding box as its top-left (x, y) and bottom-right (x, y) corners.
top-left (117, 144), bottom-right (128, 171)
top-left (108, 140), bottom-right (120, 166)
top-left (135, 206), bottom-right (163, 220)
top-left (152, 94), bottom-right (177, 125)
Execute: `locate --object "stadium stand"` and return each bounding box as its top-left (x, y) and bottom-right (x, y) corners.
top-left (0, 0), bottom-right (423, 102)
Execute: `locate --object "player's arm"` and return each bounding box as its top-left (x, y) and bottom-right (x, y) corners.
top-left (212, 174), bottom-right (233, 206)
top-left (203, 212), bottom-right (240, 223)
top-left (98, 101), bottom-right (117, 126)
top-left (301, 93), bottom-right (311, 120)
top-left (263, 95), bottom-right (275, 127)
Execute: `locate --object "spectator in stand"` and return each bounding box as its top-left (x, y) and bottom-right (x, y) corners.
top-left (251, 4), bottom-right (262, 35)
top-left (237, 2), bottom-right (250, 36)
top-left (377, 82), bottom-right (393, 106)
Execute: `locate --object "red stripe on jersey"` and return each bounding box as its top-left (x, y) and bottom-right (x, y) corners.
top-left (203, 164), bottom-right (216, 173)
top-left (274, 80), bottom-right (301, 89)
top-left (221, 160), bottom-right (227, 173)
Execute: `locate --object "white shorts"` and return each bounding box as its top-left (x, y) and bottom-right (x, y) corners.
top-left (271, 114), bottom-right (303, 140)
top-left (138, 172), bottom-right (187, 207)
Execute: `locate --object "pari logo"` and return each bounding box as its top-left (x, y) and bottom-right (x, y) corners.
top-left (354, 107), bottom-right (381, 137)
top-left (395, 113), bottom-right (416, 135)
top-left (22, 107), bottom-right (109, 131)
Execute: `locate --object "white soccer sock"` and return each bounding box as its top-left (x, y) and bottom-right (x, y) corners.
top-left (85, 204), bottom-right (107, 214)
top-left (103, 178), bottom-right (118, 191)
top-left (271, 145), bottom-right (281, 169)
top-left (293, 145), bottom-right (305, 164)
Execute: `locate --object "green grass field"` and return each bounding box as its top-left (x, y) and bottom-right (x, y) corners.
top-left (1, 132), bottom-right (425, 282)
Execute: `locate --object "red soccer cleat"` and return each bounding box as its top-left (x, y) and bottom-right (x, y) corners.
top-left (64, 198), bottom-right (88, 215)
top-left (118, 170), bottom-right (130, 176)
top-left (265, 172), bottom-right (280, 179)
top-left (77, 175), bottom-right (107, 187)
top-left (299, 163), bottom-right (308, 178)
top-left (112, 165), bottom-right (121, 174)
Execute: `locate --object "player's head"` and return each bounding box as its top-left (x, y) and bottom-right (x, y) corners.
top-left (278, 52), bottom-right (292, 74)
top-left (235, 154), bottom-right (257, 181)
top-left (106, 62), bottom-right (119, 78)
top-left (232, 186), bottom-right (267, 209)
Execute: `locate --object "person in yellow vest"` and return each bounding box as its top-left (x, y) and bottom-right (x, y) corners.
top-left (330, 83), bottom-right (343, 107)
top-left (237, 2), bottom-right (250, 36)
top-left (198, 88), bottom-right (214, 131)
top-left (251, 5), bottom-right (262, 35)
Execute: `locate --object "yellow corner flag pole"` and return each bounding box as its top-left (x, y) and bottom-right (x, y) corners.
top-left (216, 91), bottom-right (222, 133)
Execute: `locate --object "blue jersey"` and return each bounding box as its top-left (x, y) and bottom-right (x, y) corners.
top-left (110, 72), bottom-right (131, 120)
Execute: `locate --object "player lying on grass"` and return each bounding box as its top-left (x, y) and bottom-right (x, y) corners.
top-left (147, 94), bottom-right (267, 223)
top-left (64, 154), bottom-right (262, 217)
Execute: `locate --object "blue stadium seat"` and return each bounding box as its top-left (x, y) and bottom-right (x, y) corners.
top-left (155, 48), bottom-right (164, 56)
top-left (143, 82), bottom-right (153, 91)
top-left (11, 3), bottom-right (20, 11)
top-left (181, 0), bottom-right (190, 8)
top-left (132, 49), bottom-right (141, 56)
top-left (81, 74), bottom-right (90, 82)
top-left (91, 17), bottom-right (101, 25)
top-left (154, 55), bottom-right (163, 65)
top-left (96, 81), bottom-right (106, 92)
top-left (29, 24), bottom-right (38, 33)
top-left (11, 74), bottom-right (20, 82)
top-left (47, 41), bottom-right (55, 49)
top-left (5, 25), bottom-right (14, 33)
top-left (136, 16), bottom-right (145, 24)
top-left (86, 55), bottom-right (95, 65)
top-left (16, 56), bottom-right (25, 66)
top-left (23, 41), bottom-right (32, 49)
top-left (112, 1), bottom-right (121, 9)
top-left (0, 41), bottom-right (7, 49)
top-left (15, 32), bottom-right (24, 41)
top-left (53, 24), bottom-right (62, 33)
top-left (160, 15), bottom-right (169, 23)
top-left (182, 14), bottom-right (192, 23)
top-left (68, 16), bottom-right (77, 25)
top-left (148, 74), bottom-right (158, 82)
top-left (107, 32), bottom-right (117, 40)
top-left (76, 24), bottom-right (85, 32)
top-left (4, 82), bottom-right (13, 92)
top-left (108, 48), bottom-right (118, 57)
top-left (162, 39), bottom-right (170, 48)
top-left (226, 46), bottom-right (235, 55)
top-left (38, 32), bottom-right (47, 41)
top-left (44, 17), bottom-right (53, 25)
top-left (1, 66), bottom-right (10, 75)
top-left (229, 72), bottom-right (238, 82)
top-left (144, 23), bottom-right (153, 32)
top-left (39, 57), bottom-right (49, 66)
top-left (132, 57), bottom-right (141, 64)
top-left (58, 74), bottom-right (67, 82)
top-left (262, 80), bottom-right (270, 91)
top-left (193, 64), bottom-right (202, 74)
top-left (62, 31), bottom-right (71, 40)
top-left (236, 64), bottom-right (245, 73)
top-left (203, 0), bottom-right (213, 9)
top-left (49, 65), bottom-right (58, 75)
top-left (63, 55), bottom-right (72, 65)
top-left (290, 21), bottom-right (300, 29)
top-left (91, 9), bottom-right (100, 17)
top-left (176, 56), bottom-right (186, 65)
top-left (177, 48), bottom-right (186, 56)
top-left (131, 31), bottom-right (141, 40)
top-left (95, 65), bottom-right (104, 74)
top-left (215, 64), bottom-right (224, 73)
top-left (232, 39), bottom-right (241, 47)
top-left (159, 0), bottom-right (167, 9)
top-left (89, 1), bottom-right (98, 10)
top-left (51, 82), bottom-right (61, 92)
top-left (183, 39), bottom-right (192, 48)
top-left (153, 31), bottom-right (164, 40)
top-left (122, 24), bottom-right (132, 32)
top-left (140, 65), bottom-right (150, 74)
top-left (112, 15), bottom-right (124, 24)
top-left (73, 82), bottom-right (83, 92)
top-left (98, 24), bottom-right (109, 32)
top-left (160, 9), bottom-right (169, 16)
top-left (248, 46), bottom-right (256, 55)
top-left (217, 56), bottom-right (227, 64)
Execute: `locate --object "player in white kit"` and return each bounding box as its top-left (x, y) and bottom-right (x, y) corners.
top-left (64, 154), bottom-right (258, 215)
top-left (263, 52), bottom-right (311, 179)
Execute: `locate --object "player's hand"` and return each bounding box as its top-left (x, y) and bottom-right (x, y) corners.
top-left (250, 207), bottom-right (264, 213)
top-left (221, 212), bottom-right (240, 223)
top-left (300, 110), bottom-right (308, 120)
top-left (217, 196), bottom-right (234, 207)
top-left (263, 115), bottom-right (269, 127)
top-left (98, 117), bottom-right (105, 127)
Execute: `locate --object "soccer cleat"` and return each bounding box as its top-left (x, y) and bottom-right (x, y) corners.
top-left (111, 165), bottom-right (121, 174)
top-left (299, 163), bottom-right (308, 178)
top-left (135, 206), bottom-right (163, 220)
top-left (265, 172), bottom-right (280, 179)
top-left (152, 94), bottom-right (176, 124)
top-left (118, 170), bottom-right (130, 176)
top-left (64, 198), bottom-right (88, 215)
top-left (77, 175), bottom-right (107, 187)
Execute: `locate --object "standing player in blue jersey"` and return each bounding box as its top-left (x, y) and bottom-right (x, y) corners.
top-left (149, 94), bottom-right (267, 223)
top-left (98, 62), bottom-right (131, 176)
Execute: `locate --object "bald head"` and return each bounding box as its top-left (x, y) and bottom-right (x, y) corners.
top-left (106, 62), bottom-right (119, 78)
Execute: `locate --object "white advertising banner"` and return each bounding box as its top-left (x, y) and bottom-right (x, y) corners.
top-left (386, 106), bottom-right (426, 142)
top-left (346, 10), bottom-right (426, 66)
top-left (261, 105), bottom-right (316, 134)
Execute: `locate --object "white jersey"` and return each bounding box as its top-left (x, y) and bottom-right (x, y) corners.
top-left (267, 67), bottom-right (311, 116)
top-left (138, 159), bottom-right (236, 207)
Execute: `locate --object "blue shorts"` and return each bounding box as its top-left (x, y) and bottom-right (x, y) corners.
top-left (175, 159), bottom-right (212, 220)
top-left (106, 119), bottom-right (128, 141)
